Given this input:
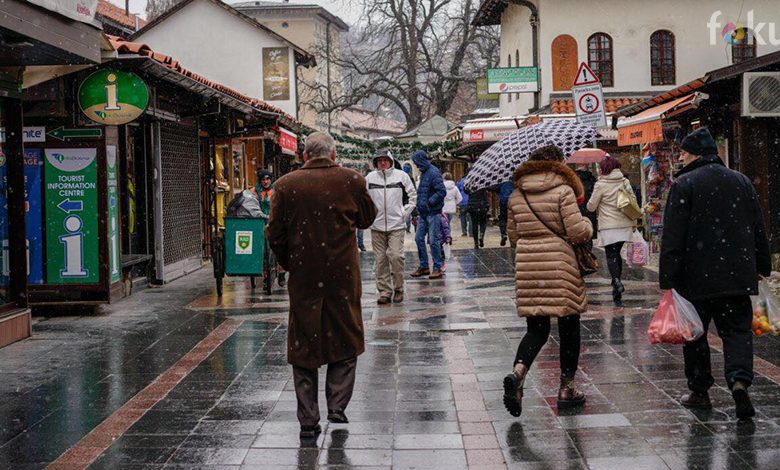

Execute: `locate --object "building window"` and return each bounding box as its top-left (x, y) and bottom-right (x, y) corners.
top-left (732, 28), bottom-right (756, 63)
top-left (507, 53), bottom-right (512, 103)
top-left (651, 30), bottom-right (675, 85)
top-left (588, 33), bottom-right (614, 87)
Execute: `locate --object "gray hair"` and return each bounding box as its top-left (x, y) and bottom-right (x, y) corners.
top-left (304, 132), bottom-right (336, 159)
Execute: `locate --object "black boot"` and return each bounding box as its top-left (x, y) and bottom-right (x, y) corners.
top-left (612, 278), bottom-right (624, 307)
top-left (733, 381), bottom-right (755, 420)
top-left (500, 235), bottom-right (507, 246)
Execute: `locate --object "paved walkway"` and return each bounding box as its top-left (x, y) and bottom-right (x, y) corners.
top-left (1, 244), bottom-right (780, 469)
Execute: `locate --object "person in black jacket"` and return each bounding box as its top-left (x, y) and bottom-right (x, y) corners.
top-left (467, 188), bottom-right (490, 249)
top-left (660, 127), bottom-right (772, 421)
top-left (574, 164), bottom-right (598, 237)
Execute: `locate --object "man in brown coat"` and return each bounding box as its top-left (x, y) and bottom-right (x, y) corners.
top-left (266, 132), bottom-right (377, 438)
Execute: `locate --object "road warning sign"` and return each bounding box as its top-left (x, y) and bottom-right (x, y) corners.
top-left (572, 63), bottom-right (607, 128)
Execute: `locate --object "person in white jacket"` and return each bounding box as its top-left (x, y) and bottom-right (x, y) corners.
top-left (442, 172), bottom-right (463, 225)
top-left (366, 149), bottom-right (417, 304)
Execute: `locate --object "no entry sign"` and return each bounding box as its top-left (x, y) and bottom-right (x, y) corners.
top-left (571, 63), bottom-right (607, 128)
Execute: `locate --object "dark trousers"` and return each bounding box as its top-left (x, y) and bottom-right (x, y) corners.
top-left (515, 315), bottom-right (581, 377)
top-left (469, 210), bottom-right (487, 246)
top-left (604, 242), bottom-right (624, 280)
top-left (683, 296), bottom-right (754, 392)
top-left (292, 357), bottom-right (357, 426)
top-left (498, 203), bottom-right (508, 237)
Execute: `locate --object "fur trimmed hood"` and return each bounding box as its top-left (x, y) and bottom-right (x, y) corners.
top-left (513, 160), bottom-right (584, 197)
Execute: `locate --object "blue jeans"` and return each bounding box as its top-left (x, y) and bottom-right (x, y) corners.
top-left (459, 208), bottom-right (470, 235)
top-left (415, 213), bottom-right (442, 271)
top-left (357, 229), bottom-right (365, 248)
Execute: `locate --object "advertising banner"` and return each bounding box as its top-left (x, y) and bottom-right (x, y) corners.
top-left (487, 67), bottom-right (539, 93)
top-left (44, 148), bottom-right (99, 284)
top-left (79, 69), bottom-right (148, 126)
top-left (262, 47), bottom-right (291, 101)
top-left (24, 149), bottom-right (43, 284)
top-left (107, 145), bottom-right (120, 284)
top-left (26, 0), bottom-right (97, 23)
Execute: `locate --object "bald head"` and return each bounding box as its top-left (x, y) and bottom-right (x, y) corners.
top-left (304, 132), bottom-right (337, 161)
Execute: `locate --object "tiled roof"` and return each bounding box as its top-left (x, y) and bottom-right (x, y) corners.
top-left (550, 97), bottom-right (644, 114)
top-left (108, 36), bottom-right (298, 125)
top-left (97, 0), bottom-right (147, 30)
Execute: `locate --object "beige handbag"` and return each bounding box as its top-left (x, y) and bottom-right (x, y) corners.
top-left (617, 179), bottom-right (642, 220)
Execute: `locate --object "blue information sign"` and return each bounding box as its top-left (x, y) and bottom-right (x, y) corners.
top-left (24, 149), bottom-right (43, 284)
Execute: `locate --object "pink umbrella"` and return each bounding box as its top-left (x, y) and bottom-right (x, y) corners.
top-left (568, 148), bottom-right (607, 164)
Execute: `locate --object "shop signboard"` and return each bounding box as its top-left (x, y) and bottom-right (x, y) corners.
top-left (487, 67), bottom-right (539, 93)
top-left (279, 128), bottom-right (298, 156)
top-left (78, 69), bottom-right (149, 126)
top-left (26, 0), bottom-right (97, 23)
top-left (24, 149), bottom-right (43, 284)
top-left (476, 78), bottom-right (499, 101)
top-left (262, 47), bottom-right (291, 101)
top-left (107, 145), bottom-right (120, 284)
top-left (44, 148), bottom-right (99, 284)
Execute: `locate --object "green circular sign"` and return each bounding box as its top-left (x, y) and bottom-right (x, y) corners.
top-left (78, 69), bottom-right (149, 125)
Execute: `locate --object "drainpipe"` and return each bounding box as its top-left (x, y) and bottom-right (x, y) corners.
top-left (506, 0), bottom-right (540, 111)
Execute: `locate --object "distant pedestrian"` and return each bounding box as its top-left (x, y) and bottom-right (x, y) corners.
top-left (266, 132), bottom-right (377, 438)
top-left (442, 172), bottom-right (462, 225)
top-left (587, 156), bottom-right (637, 306)
top-left (437, 212), bottom-right (452, 272)
top-left (456, 174), bottom-right (470, 236)
top-left (466, 188), bottom-right (489, 249)
top-left (502, 145), bottom-right (593, 417)
top-left (495, 181), bottom-right (514, 246)
top-left (574, 164), bottom-right (598, 235)
top-left (660, 127), bottom-right (771, 420)
top-left (366, 149), bottom-right (417, 305)
top-left (403, 162), bottom-right (416, 233)
top-left (410, 150), bottom-right (447, 279)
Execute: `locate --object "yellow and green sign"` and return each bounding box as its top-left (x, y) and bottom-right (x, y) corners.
top-left (78, 69), bottom-right (149, 125)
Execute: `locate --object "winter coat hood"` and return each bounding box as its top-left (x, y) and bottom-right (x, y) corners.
top-left (372, 153), bottom-right (397, 171)
top-left (412, 150), bottom-right (431, 171)
top-left (513, 160), bottom-right (584, 198)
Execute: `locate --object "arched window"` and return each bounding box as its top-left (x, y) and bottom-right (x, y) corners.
top-left (732, 28), bottom-right (757, 63)
top-left (507, 53), bottom-right (512, 103)
top-left (651, 30), bottom-right (675, 85)
top-left (588, 33), bottom-right (614, 87)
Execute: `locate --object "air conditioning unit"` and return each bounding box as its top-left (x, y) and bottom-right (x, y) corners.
top-left (743, 72), bottom-right (780, 117)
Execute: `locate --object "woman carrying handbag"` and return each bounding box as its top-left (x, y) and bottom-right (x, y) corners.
top-left (502, 145), bottom-right (594, 418)
top-left (587, 156), bottom-right (640, 307)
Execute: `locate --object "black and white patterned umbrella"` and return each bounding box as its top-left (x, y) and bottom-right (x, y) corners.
top-left (463, 120), bottom-right (601, 192)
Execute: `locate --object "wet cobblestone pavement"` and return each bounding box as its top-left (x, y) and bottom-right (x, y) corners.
top-left (2, 244), bottom-right (780, 469)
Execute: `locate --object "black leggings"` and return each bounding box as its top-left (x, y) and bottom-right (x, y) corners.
top-left (514, 315), bottom-right (581, 377)
top-left (604, 242), bottom-right (624, 280)
top-left (469, 210), bottom-right (487, 245)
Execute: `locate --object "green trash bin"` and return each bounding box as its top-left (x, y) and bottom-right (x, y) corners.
top-left (224, 216), bottom-right (265, 276)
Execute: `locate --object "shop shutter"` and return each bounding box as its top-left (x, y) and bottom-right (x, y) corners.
top-left (159, 119), bottom-right (202, 266)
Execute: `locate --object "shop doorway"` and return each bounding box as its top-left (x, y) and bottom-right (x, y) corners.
top-left (120, 123), bottom-right (153, 279)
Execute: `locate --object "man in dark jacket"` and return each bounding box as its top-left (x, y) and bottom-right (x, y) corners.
top-left (492, 181), bottom-right (514, 246)
top-left (410, 150), bottom-right (447, 279)
top-left (467, 188), bottom-right (490, 249)
top-left (574, 165), bottom-right (598, 235)
top-left (660, 127), bottom-right (771, 421)
top-left (266, 132), bottom-right (377, 438)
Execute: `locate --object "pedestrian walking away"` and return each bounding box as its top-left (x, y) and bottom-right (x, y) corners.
top-left (410, 150), bottom-right (447, 279)
top-left (456, 174), bottom-right (470, 236)
top-left (466, 187), bottom-right (489, 249)
top-left (502, 145), bottom-right (593, 418)
top-left (266, 132), bottom-right (377, 438)
top-left (253, 169), bottom-right (287, 287)
top-left (493, 181), bottom-right (514, 246)
top-left (587, 156), bottom-right (638, 306)
top-left (442, 172), bottom-right (462, 227)
top-left (659, 127), bottom-right (772, 421)
top-left (575, 164), bottom-right (598, 235)
top-left (366, 149), bottom-right (417, 304)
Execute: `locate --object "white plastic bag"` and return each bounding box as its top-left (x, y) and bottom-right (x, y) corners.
top-left (443, 244), bottom-right (452, 259)
top-left (648, 289), bottom-right (704, 344)
top-left (628, 231), bottom-right (648, 267)
top-left (756, 280), bottom-right (780, 335)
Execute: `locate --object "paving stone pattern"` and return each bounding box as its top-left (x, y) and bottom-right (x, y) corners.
top-left (1, 232), bottom-right (780, 469)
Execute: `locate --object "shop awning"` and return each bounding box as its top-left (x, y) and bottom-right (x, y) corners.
top-left (616, 94), bottom-right (695, 146)
top-left (278, 128), bottom-right (297, 156)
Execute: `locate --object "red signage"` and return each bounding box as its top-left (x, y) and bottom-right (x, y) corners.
top-left (469, 129), bottom-right (485, 141)
top-left (279, 128), bottom-right (297, 156)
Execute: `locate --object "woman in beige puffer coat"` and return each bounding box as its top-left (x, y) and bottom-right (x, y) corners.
top-left (502, 145), bottom-right (593, 418)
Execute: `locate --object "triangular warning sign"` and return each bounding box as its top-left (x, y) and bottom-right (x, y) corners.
top-left (573, 62), bottom-right (600, 86)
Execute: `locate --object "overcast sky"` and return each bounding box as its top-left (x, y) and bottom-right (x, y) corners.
top-left (107, 0), bottom-right (359, 24)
